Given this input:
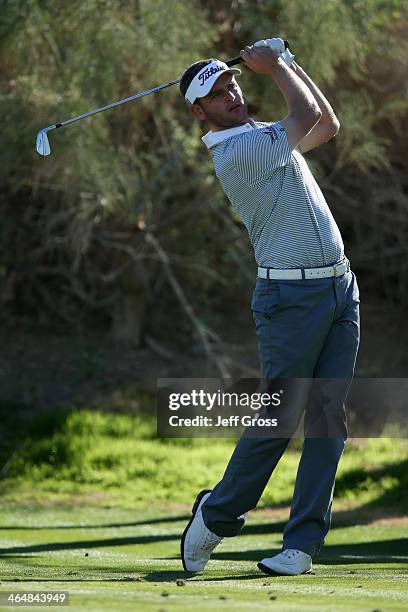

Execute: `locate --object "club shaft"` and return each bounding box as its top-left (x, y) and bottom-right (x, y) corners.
top-left (49, 56), bottom-right (245, 131)
top-left (51, 79), bottom-right (181, 130)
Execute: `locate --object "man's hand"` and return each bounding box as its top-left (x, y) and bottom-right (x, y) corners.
top-left (240, 45), bottom-right (282, 74)
top-left (254, 38), bottom-right (286, 53)
top-left (239, 45), bottom-right (322, 150)
top-left (254, 39), bottom-right (295, 66)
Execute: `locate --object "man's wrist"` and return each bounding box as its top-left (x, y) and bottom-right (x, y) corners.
top-left (266, 56), bottom-right (291, 75)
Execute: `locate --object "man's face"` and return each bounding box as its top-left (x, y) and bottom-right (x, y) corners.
top-left (190, 73), bottom-right (249, 131)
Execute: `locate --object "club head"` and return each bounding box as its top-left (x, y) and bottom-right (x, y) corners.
top-left (36, 129), bottom-right (51, 156)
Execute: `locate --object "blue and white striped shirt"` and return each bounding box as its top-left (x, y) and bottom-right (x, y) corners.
top-left (202, 120), bottom-right (344, 269)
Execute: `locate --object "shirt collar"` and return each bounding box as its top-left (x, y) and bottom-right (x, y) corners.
top-left (201, 121), bottom-right (257, 149)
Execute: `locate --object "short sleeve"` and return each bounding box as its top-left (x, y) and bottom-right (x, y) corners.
top-left (231, 122), bottom-right (292, 185)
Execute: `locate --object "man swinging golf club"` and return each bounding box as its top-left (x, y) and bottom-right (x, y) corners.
top-left (179, 39), bottom-right (360, 576)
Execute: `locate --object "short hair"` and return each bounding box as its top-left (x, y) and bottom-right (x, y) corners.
top-left (179, 58), bottom-right (218, 104)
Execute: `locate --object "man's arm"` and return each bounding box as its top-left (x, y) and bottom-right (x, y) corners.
top-left (240, 45), bottom-right (322, 151)
top-left (290, 61), bottom-right (340, 153)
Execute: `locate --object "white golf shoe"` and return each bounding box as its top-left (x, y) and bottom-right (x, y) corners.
top-left (181, 490), bottom-right (223, 572)
top-left (258, 549), bottom-right (313, 576)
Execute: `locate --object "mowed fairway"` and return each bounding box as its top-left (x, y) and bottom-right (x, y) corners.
top-left (0, 504), bottom-right (407, 611)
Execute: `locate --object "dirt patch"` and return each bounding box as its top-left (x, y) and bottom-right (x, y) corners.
top-left (364, 515), bottom-right (408, 527)
top-left (332, 504), bottom-right (408, 527)
top-left (250, 506), bottom-right (291, 521)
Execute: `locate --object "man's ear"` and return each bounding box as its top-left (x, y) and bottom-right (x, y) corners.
top-left (190, 102), bottom-right (206, 122)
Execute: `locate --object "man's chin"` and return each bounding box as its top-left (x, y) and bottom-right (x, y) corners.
top-left (221, 113), bottom-right (250, 128)
top-left (208, 109), bottom-right (250, 131)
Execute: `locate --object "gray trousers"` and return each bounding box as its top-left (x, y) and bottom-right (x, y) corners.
top-left (202, 268), bottom-right (360, 557)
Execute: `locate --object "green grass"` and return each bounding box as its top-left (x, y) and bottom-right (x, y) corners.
top-left (0, 408), bottom-right (407, 610)
top-left (0, 504), bottom-right (407, 611)
top-left (1, 408), bottom-right (407, 512)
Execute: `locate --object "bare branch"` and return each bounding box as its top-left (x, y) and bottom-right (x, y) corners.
top-left (145, 231), bottom-right (230, 378)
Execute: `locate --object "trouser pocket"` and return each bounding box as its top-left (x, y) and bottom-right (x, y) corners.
top-left (251, 279), bottom-right (281, 320)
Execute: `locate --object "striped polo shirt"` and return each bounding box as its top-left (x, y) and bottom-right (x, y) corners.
top-left (202, 120), bottom-right (344, 269)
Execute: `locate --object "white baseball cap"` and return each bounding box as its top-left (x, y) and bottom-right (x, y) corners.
top-left (184, 60), bottom-right (241, 105)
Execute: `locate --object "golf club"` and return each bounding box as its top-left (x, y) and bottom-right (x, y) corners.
top-left (35, 42), bottom-right (289, 156)
top-left (35, 56), bottom-right (243, 156)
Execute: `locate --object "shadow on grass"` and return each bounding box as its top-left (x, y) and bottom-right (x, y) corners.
top-left (0, 534), bottom-right (177, 555)
top-left (0, 555), bottom-right (42, 558)
top-left (0, 515), bottom-right (190, 531)
top-left (185, 573), bottom-right (316, 582)
top-left (1, 532), bottom-right (406, 567)
top-left (0, 577), bottom-right (182, 583)
top-left (335, 458), bottom-right (408, 506)
top-left (212, 538), bottom-right (408, 564)
top-left (144, 571), bottom-right (261, 583)
top-left (1, 501), bottom-right (407, 559)
top-left (0, 521), bottom-right (289, 556)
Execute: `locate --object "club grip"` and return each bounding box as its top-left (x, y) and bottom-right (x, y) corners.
top-left (226, 40), bottom-right (290, 67)
top-left (226, 56), bottom-right (244, 67)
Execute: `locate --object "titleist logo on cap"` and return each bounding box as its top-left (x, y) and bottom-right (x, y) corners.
top-left (198, 65), bottom-right (224, 87)
top-left (184, 60), bottom-right (240, 104)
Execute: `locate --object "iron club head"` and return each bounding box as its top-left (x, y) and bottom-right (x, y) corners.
top-left (36, 129), bottom-right (51, 156)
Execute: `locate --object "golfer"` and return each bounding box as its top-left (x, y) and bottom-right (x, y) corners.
top-left (179, 40), bottom-right (360, 576)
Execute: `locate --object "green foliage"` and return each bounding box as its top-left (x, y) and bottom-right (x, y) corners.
top-left (1, 408), bottom-right (407, 510)
top-left (335, 91), bottom-right (391, 172)
top-left (225, 0), bottom-right (407, 172)
top-left (1, 409), bottom-right (233, 504)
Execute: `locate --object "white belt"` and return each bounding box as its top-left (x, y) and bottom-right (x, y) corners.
top-left (258, 258), bottom-right (350, 280)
